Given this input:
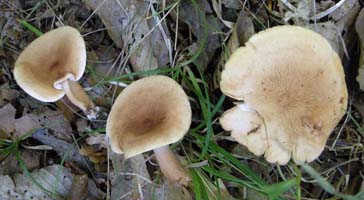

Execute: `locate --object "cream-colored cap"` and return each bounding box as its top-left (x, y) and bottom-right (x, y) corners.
top-left (14, 26), bottom-right (86, 102)
top-left (106, 75), bottom-right (192, 158)
top-left (220, 25), bottom-right (348, 164)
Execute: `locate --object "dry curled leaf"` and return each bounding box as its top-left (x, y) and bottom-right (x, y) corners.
top-left (79, 145), bottom-right (107, 164)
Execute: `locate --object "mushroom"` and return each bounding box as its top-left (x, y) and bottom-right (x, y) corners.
top-left (106, 75), bottom-right (191, 185)
top-left (220, 25), bottom-right (348, 164)
top-left (14, 26), bottom-right (97, 119)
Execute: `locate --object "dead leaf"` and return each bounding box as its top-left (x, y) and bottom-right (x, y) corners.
top-left (329, 0), bottom-right (357, 21)
top-left (0, 150), bottom-right (41, 175)
top-left (15, 107), bottom-right (72, 141)
top-left (13, 165), bottom-right (74, 200)
top-left (222, 0), bottom-right (242, 9)
top-left (79, 145), bottom-right (107, 164)
top-left (0, 165), bottom-right (74, 200)
top-left (356, 8), bottom-right (364, 90)
top-left (153, 183), bottom-right (193, 200)
top-left (55, 100), bottom-right (75, 121)
top-left (111, 153), bottom-right (152, 200)
top-left (0, 84), bottom-right (19, 107)
top-left (76, 118), bottom-right (88, 133)
top-left (0, 103), bottom-right (16, 137)
top-left (0, 1), bottom-right (23, 46)
top-left (31, 129), bottom-right (92, 171)
top-left (308, 22), bottom-right (341, 54)
top-left (213, 11), bottom-right (254, 89)
top-left (66, 174), bottom-right (88, 200)
top-left (86, 133), bottom-right (107, 149)
top-left (14, 114), bottom-right (41, 139)
top-left (283, 0), bottom-right (314, 24)
top-left (176, 0), bottom-right (223, 71)
top-left (82, 0), bottom-right (170, 72)
top-left (87, 178), bottom-right (105, 199)
top-left (335, 1), bottom-right (360, 34)
top-left (0, 175), bottom-right (24, 199)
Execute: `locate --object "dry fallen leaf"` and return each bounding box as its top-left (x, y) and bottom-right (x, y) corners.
top-left (308, 22), bottom-right (341, 54)
top-left (0, 103), bottom-right (16, 138)
top-left (0, 175), bottom-right (24, 199)
top-left (86, 133), bottom-right (107, 149)
top-left (31, 129), bottom-right (92, 171)
top-left (329, 0), bottom-right (357, 21)
top-left (0, 165), bottom-right (73, 200)
top-left (79, 145), bottom-right (107, 164)
top-left (55, 100), bottom-right (76, 121)
top-left (0, 150), bottom-right (41, 175)
top-left (83, 0), bottom-right (170, 72)
top-left (175, 0), bottom-right (223, 71)
top-left (14, 114), bottom-right (41, 138)
top-left (110, 153), bottom-right (152, 200)
top-left (66, 174), bottom-right (88, 200)
top-left (0, 83), bottom-right (19, 107)
top-left (213, 11), bottom-right (254, 89)
top-left (15, 107), bottom-right (72, 141)
top-left (153, 183), bottom-right (193, 200)
top-left (356, 8), bottom-right (364, 90)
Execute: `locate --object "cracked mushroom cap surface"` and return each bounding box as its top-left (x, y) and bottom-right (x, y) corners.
top-left (220, 25), bottom-right (348, 164)
top-left (14, 26), bottom-right (86, 102)
top-left (106, 75), bottom-right (192, 158)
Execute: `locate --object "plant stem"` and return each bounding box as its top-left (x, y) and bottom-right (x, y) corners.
top-left (62, 79), bottom-right (97, 119)
top-left (154, 145), bottom-right (190, 186)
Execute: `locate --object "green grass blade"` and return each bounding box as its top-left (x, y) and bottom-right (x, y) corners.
top-left (192, 133), bottom-right (267, 187)
top-left (264, 178), bottom-right (296, 199)
top-left (190, 169), bottom-right (209, 200)
top-left (17, 20), bottom-right (43, 36)
top-left (302, 164), bottom-right (361, 200)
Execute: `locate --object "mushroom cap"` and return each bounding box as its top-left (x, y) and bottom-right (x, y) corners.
top-left (220, 25), bottom-right (348, 164)
top-left (14, 26), bottom-right (86, 102)
top-left (106, 75), bottom-right (192, 158)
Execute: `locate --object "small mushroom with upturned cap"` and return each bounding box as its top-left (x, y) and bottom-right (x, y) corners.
top-left (106, 75), bottom-right (191, 185)
top-left (220, 25), bottom-right (348, 164)
top-left (14, 26), bottom-right (97, 119)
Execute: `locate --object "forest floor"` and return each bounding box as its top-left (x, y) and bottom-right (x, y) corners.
top-left (0, 0), bottom-right (364, 199)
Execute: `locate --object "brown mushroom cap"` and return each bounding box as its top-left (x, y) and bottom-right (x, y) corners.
top-left (106, 75), bottom-right (192, 158)
top-left (14, 26), bottom-right (86, 102)
top-left (220, 25), bottom-right (348, 164)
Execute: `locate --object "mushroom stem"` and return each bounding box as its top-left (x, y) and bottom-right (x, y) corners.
top-left (153, 145), bottom-right (190, 186)
top-left (62, 79), bottom-right (97, 119)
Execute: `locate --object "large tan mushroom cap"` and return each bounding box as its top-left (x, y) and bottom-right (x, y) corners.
top-left (14, 26), bottom-right (86, 102)
top-left (106, 75), bottom-right (192, 158)
top-left (220, 26), bottom-right (348, 164)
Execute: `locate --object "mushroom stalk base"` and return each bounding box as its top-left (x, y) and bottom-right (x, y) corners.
top-left (153, 145), bottom-right (190, 186)
top-left (62, 80), bottom-right (97, 119)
